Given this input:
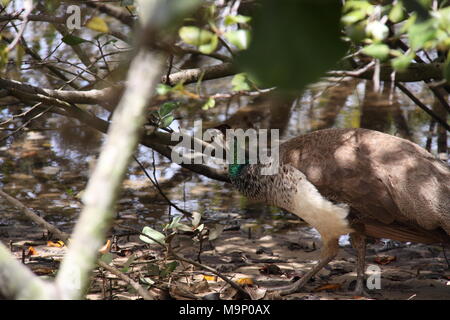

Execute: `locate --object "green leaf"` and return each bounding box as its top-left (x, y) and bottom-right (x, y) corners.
top-left (341, 10), bottom-right (367, 25)
top-left (362, 43), bottom-right (390, 60)
top-left (62, 34), bottom-right (89, 46)
top-left (140, 226), bottom-right (165, 245)
top-left (408, 19), bottom-right (437, 50)
top-left (166, 216), bottom-right (192, 232)
top-left (391, 52), bottom-right (414, 72)
top-left (345, 22), bottom-right (367, 43)
top-left (156, 84), bottom-right (172, 95)
top-left (198, 34), bottom-right (218, 54)
top-left (166, 216), bottom-right (182, 229)
top-left (224, 14), bottom-right (251, 25)
top-left (436, 7), bottom-right (450, 31)
top-left (99, 253), bottom-right (114, 265)
top-left (159, 101), bottom-right (178, 117)
top-left (120, 254), bottom-right (136, 273)
top-left (365, 21), bottom-right (389, 41)
top-left (179, 26), bottom-right (214, 46)
top-left (225, 30), bottom-right (250, 50)
top-left (86, 17), bottom-right (109, 33)
top-left (389, 2), bottom-right (406, 23)
top-left (160, 261), bottom-right (179, 277)
top-left (160, 115), bottom-right (174, 128)
top-left (231, 73), bottom-right (252, 91)
top-left (341, 1), bottom-right (373, 25)
top-left (238, 0), bottom-right (347, 91)
top-left (202, 97), bottom-right (215, 110)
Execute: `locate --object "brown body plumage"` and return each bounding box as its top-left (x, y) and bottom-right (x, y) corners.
top-left (225, 126), bottom-right (450, 295)
top-left (280, 128), bottom-right (450, 244)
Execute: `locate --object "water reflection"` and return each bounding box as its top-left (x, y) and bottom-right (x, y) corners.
top-left (0, 77), bottom-right (448, 242)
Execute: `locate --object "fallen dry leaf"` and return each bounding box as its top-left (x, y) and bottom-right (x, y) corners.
top-left (374, 255), bottom-right (396, 265)
top-left (190, 279), bottom-right (210, 294)
top-left (236, 277), bottom-right (254, 285)
top-left (22, 151), bottom-right (38, 158)
top-left (27, 246), bottom-right (37, 256)
top-left (245, 286), bottom-right (267, 300)
top-left (203, 275), bottom-right (218, 282)
top-left (47, 240), bottom-right (65, 248)
top-left (32, 267), bottom-right (55, 275)
top-left (98, 239), bottom-right (111, 254)
top-left (313, 283), bottom-right (342, 292)
top-left (259, 264), bottom-right (283, 275)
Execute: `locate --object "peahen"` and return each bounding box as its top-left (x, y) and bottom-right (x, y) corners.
top-left (216, 125), bottom-right (450, 296)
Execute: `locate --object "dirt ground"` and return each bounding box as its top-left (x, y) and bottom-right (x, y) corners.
top-left (5, 219), bottom-right (449, 300)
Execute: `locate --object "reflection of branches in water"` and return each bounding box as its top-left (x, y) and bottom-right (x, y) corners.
top-left (0, 104), bottom-right (52, 143)
top-left (146, 168), bottom-right (192, 199)
top-left (361, 81), bottom-right (391, 134)
top-left (396, 83), bottom-right (450, 132)
top-left (312, 79), bottom-right (358, 131)
top-left (392, 103), bottom-right (413, 141)
top-left (426, 119), bottom-right (436, 152)
top-left (432, 97), bottom-right (448, 157)
top-left (133, 155), bottom-right (193, 219)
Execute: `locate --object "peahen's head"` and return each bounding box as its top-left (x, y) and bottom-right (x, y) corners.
top-left (213, 124), bottom-right (248, 178)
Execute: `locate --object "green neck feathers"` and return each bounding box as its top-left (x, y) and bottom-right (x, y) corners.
top-left (228, 138), bottom-right (248, 178)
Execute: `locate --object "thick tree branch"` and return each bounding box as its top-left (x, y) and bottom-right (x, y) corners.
top-left (0, 13), bottom-right (67, 24)
top-left (163, 63), bottom-right (235, 85)
top-left (55, 49), bottom-right (164, 299)
top-left (0, 62), bottom-right (236, 108)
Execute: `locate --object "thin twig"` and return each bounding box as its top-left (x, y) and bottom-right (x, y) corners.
top-left (119, 224), bottom-right (251, 299)
top-left (0, 188), bottom-right (70, 241)
top-left (7, 2), bottom-right (33, 52)
top-left (0, 104), bottom-right (52, 143)
top-left (168, 246), bottom-right (252, 300)
top-left (0, 101), bottom-right (43, 126)
top-left (97, 260), bottom-right (155, 300)
top-left (133, 155), bottom-right (193, 218)
top-left (395, 83), bottom-right (450, 132)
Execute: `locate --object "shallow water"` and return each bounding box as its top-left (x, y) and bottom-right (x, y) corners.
top-left (0, 75), bottom-right (447, 244)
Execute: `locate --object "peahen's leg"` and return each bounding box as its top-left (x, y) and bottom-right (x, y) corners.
top-left (350, 232), bottom-right (369, 296)
top-left (275, 237), bottom-right (339, 296)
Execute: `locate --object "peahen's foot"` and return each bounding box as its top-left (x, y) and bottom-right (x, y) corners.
top-left (352, 285), bottom-right (372, 298)
top-left (268, 239), bottom-right (338, 297)
top-left (268, 276), bottom-right (311, 296)
top-left (342, 279), bottom-right (375, 299)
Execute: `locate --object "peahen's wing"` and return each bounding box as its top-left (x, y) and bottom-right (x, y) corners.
top-left (279, 128), bottom-right (450, 242)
